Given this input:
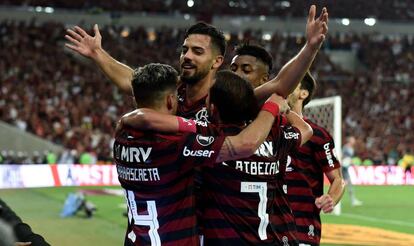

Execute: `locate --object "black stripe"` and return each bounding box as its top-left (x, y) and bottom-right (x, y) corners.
top-left (158, 207), bottom-right (195, 225)
top-left (205, 238), bottom-right (282, 246)
top-left (161, 227), bottom-right (197, 243)
top-left (293, 211), bottom-right (319, 219)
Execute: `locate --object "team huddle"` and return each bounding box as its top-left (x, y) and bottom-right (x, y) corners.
top-left (65, 5), bottom-right (345, 246)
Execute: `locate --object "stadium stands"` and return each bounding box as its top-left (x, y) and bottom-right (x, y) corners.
top-left (0, 15), bottom-right (413, 164)
top-left (2, 0), bottom-right (414, 21)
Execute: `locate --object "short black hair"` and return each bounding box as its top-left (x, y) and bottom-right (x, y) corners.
top-left (300, 71), bottom-right (317, 107)
top-left (185, 22), bottom-right (226, 56)
top-left (235, 43), bottom-right (273, 72)
top-left (131, 63), bottom-right (178, 108)
top-left (210, 70), bottom-right (259, 124)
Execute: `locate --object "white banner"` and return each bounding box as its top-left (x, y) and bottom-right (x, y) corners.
top-left (348, 165), bottom-right (414, 185)
top-left (0, 164), bottom-right (120, 189)
top-left (1, 165), bottom-right (413, 188)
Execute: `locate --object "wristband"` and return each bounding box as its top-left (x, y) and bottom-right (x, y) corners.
top-left (261, 101), bottom-right (280, 117)
top-left (177, 117), bottom-right (197, 133)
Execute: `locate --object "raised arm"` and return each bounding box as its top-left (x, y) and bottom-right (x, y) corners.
top-left (254, 5), bottom-right (328, 100)
top-left (215, 94), bottom-right (290, 162)
top-left (65, 24), bottom-right (134, 94)
top-left (285, 111), bottom-right (313, 146)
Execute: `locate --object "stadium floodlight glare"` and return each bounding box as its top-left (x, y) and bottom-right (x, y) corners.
top-left (364, 18), bottom-right (376, 26)
top-left (187, 0), bottom-right (194, 8)
top-left (281, 1), bottom-right (291, 8)
top-left (262, 33), bottom-right (272, 41)
top-left (341, 18), bottom-right (350, 26)
top-left (44, 7), bottom-right (54, 13)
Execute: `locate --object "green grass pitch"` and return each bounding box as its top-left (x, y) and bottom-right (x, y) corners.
top-left (0, 185), bottom-right (413, 246)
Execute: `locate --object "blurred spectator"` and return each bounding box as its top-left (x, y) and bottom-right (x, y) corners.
top-left (0, 20), bottom-right (413, 164)
top-left (2, 0), bottom-right (414, 21)
top-left (399, 150), bottom-right (414, 173)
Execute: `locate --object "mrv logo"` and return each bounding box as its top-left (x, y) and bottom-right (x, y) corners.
top-left (114, 144), bottom-right (152, 163)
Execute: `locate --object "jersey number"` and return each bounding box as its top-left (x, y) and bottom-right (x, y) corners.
top-left (240, 182), bottom-right (269, 240)
top-left (126, 190), bottom-right (161, 246)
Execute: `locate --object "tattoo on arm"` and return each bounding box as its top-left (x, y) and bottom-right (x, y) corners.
top-left (226, 138), bottom-right (237, 158)
top-left (217, 138), bottom-right (238, 162)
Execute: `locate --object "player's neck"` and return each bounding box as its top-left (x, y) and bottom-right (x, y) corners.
top-left (185, 74), bottom-right (213, 105)
top-left (292, 103), bottom-right (304, 118)
top-left (144, 105), bottom-right (172, 115)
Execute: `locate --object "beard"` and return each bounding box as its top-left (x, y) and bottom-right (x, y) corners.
top-left (180, 65), bottom-right (210, 85)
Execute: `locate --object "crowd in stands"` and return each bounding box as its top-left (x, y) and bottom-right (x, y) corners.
top-left (2, 0), bottom-right (414, 21)
top-left (1, 20), bottom-right (414, 166)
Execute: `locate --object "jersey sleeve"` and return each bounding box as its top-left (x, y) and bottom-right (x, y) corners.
top-left (271, 124), bottom-right (302, 159)
top-left (179, 133), bottom-right (225, 167)
top-left (313, 128), bottom-right (341, 172)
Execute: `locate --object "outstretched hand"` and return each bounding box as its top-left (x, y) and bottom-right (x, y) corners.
top-left (306, 5), bottom-right (329, 50)
top-left (65, 24), bottom-right (102, 59)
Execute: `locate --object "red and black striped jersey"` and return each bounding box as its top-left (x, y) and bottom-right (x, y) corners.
top-left (197, 122), bottom-right (301, 246)
top-left (177, 83), bottom-right (209, 122)
top-left (285, 118), bottom-right (341, 245)
top-left (114, 126), bottom-right (224, 246)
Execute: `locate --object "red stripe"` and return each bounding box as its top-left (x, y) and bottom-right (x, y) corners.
top-left (50, 165), bottom-right (62, 187)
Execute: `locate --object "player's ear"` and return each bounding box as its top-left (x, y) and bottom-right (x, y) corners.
top-left (212, 55), bottom-right (224, 70)
top-left (166, 93), bottom-right (175, 111)
top-left (261, 73), bottom-right (269, 85)
top-left (208, 103), bottom-right (216, 118)
top-left (299, 89), bottom-right (309, 101)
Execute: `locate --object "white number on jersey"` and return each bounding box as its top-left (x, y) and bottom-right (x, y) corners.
top-left (240, 182), bottom-right (269, 240)
top-left (126, 190), bottom-right (161, 246)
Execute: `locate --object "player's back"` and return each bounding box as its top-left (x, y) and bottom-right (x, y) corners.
top-left (290, 118), bottom-right (340, 198)
top-left (114, 126), bottom-right (224, 246)
top-left (285, 118), bottom-right (340, 245)
top-left (200, 123), bottom-right (301, 246)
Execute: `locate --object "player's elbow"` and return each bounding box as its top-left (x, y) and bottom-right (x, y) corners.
top-left (121, 109), bottom-right (149, 129)
top-left (238, 138), bottom-right (260, 158)
top-left (273, 80), bottom-right (290, 98)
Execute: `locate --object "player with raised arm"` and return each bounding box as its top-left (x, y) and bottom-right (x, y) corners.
top-left (64, 5), bottom-right (329, 109)
top-left (120, 70), bottom-right (313, 245)
top-left (285, 72), bottom-right (345, 245)
top-left (230, 43), bottom-right (274, 89)
top-left (115, 63), bottom-right (285, 245)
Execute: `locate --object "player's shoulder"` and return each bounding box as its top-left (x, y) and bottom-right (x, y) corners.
top-left (304, 118), bottom-right (333, 142)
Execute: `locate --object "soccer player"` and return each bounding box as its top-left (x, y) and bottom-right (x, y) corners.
top-left (64, 5), bottom-right (329, 119)
top-left (285, 72), bottom-right (345, 245)
top-left (230, 43), bottom-right (273, 89)
top-left (342, 136), bottom-right (363, 206)
top-left (115, 63), bottom-right (286, 245)
top-left (120, 70), bottom-right (313, 245)
top-left (231, 44), bottom-right (344, 245)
